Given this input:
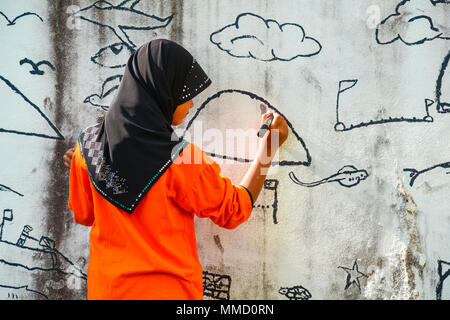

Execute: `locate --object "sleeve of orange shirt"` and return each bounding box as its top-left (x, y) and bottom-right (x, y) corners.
top-left (171, 145), bottom-right (254, 230)
top-left (68, 143), bottom-right (95, 227)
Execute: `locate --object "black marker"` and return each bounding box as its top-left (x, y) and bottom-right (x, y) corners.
top-left (257, 112), bottom-right (274, 138)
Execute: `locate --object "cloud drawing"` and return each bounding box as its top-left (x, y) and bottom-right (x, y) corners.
top-left (376, 0), bottom-right (450, 46)
top-left (210, 13), bottom-right (322, 61)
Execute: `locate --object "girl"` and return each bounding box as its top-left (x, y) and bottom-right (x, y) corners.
top-left (66, 39), bottom-right (288, 299)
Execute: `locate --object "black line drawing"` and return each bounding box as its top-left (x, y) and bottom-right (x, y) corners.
top-left (84, 74), bottom-right (123, 110)
top-left (0, 184), bottom-right (24, 197)
top-left (0, 284), bottom-right (48, 300)
top-left (182, 89), bottom-right (312, 167)
top-left (19, 58), bottom-right (55, 76)
top-left (289, 165), bottom-right (369, 188)
top-left (335, 79), bottom-right (434, 132)
top-left (0, 210), bottom-right (86, 299)
top-left (75, 1), bottom-right (172, 110)
top-left (253, 179), bottom-right (279, 224)
top-left (74, 0), bottom-right (173, 50)
top-left (203, 271), bottom-right (231, 300)
top-left (91, 42), bottom-right (133, 69)
top-left (375, 0), bottom-right (450, 46)
top-left (436, 50), bottom-right (450, 113)
top-left (0, 75), bottom-right (64, 140)
top-left (436, 260), bottom-right (450, 300)
top-left (404, 161), bottom-right (450, 186)
top-left (0, 209), bottom-right (13, 241)
top-left (210, 12), bottom-right (321, 61)
top-left (0, 11), bottom-right (43, 26)
top-left (338, 260), bottom-right (368, 292)
top-left (278, 285), bottom-right (312, 300)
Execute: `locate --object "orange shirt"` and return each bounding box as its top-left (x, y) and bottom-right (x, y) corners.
top-left (68, 142), bottom-right (253, 300)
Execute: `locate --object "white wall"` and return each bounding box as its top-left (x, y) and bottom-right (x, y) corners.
top-left (0, 0), bottom-right (449, 300)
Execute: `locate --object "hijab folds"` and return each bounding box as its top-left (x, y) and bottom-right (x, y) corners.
top-left (78, 39), bottom-right (211, 213)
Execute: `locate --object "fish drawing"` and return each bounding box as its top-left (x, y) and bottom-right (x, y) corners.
top-left (74, 0), bottom-right (173, 49)
top-left (403, 161), bottom-right (450, 187)
top-left (289, 165), bottom-right (369, 188)
top-left (91, 42), bottom-right (134, 69)
top-left (278, 286), bottom-right (312, 300)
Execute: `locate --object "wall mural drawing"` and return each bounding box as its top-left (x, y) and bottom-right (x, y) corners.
top-left (74, 0), bottom-right (173, 111)
top-left (0, 184), bottom-right (24, 197)
top-left (338, 260), bottom-right (368, 292)
top-left (334, 79), bottom-right (434, 132)
top-left (84, 74), bottom-right (123, 111)
top-left (0, 210), bottom-right (86, 299)
top-left (210, 12), bottom-right (322, 61)
top-left (252, 179), bottom-right (279, 224)
top-left (182, 89), bottom-right (312, 167)
top-left (436, 50), bottom-right (450, 113)
top-left (278, 285), bottom-right (312, 300)
top-left (19, 58), bottom-right (55, 76)
top-left (436, 259), bottom-right (450, 300)
top-left (375, 0), bottom-right (450, 46)
top-left (0, 284), bottom-right (47, 300)
top-left (404, 161), bottom-right (450, 186)
top-left (203, 270), bottom-right (231, 300)
top-left (74, 0), bottom-right (173, 50)
top-left (289, 165), bottom-right (369, 188)
top-left (90, 42), bottom-right (134, 69)
top-left (0, 10), bottom-right (43, 26)
top-left (0, 209), bottom-right (13, 241)
top-left (0, 75), bottom-right (64, 140)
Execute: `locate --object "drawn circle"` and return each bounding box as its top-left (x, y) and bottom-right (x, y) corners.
top-left (334, 122), bottom-right (346, 131)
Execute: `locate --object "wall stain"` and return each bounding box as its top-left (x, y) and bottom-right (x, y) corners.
top-left (397, 183), bottom-right (425, 299)
top-left (168, 0), bottom-right (184, 44)
top-left (213, 234), bottom-right (224, 254)
top-left (39, 0), bottom-right (81, 299)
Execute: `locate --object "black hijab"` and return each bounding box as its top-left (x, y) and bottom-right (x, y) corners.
top-left (78, 39), bottom-right (211, 213)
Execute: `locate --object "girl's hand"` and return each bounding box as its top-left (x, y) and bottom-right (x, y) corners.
top-left (257, 112), bottom-right (289, 164)
top-left (63, 148), bottom-right (76, 168)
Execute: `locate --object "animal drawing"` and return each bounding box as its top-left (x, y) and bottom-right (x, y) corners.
top-left (289, 165), bottom-right (369, 188)
top-left (84, 74), bottom-right (123, 110)
top-left (19, 58), bottom-right (55, 75)
top-left (74, 0), bottom-right (173, 49)
top-left (404, 161), bottom-right (450, 186)
top-left (0, 11), bottom-right (43, 26)
top-left (278, 286), bottom-right (312, 300)
top-left (91, 42), bottom-right (134, 69)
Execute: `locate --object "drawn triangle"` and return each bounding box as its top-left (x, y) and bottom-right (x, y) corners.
top-left (0, 75), bottom-right (64, 140)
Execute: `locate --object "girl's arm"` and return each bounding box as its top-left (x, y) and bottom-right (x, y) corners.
top-left (239, 112), bottom-right (289, 203)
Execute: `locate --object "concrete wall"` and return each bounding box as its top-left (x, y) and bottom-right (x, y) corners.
top-left (0, 0), bottom-right (449, 300)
